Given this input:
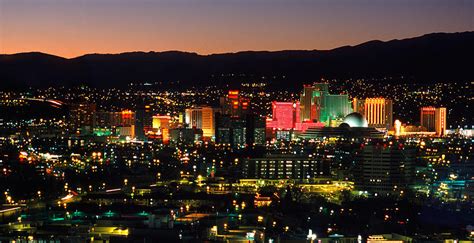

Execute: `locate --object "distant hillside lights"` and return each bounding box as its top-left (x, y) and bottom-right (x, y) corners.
top-left (65, 84), bottom-right (449, 144)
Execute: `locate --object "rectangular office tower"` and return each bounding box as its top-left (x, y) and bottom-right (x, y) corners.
top-left (185, 106), bottom-right (219, 140)
top-left (353, 98), bottom-right (393, 130)
top-left (421, 107), bottom-right (447, 136)
top-left (355, 144), bottom-right (415, 196)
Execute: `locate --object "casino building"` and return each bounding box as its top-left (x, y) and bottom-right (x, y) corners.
top-left (298, 112), bottom-right (384, 139)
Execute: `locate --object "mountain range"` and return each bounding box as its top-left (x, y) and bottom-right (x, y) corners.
top-left (1, 32), bottom-right (473, 90)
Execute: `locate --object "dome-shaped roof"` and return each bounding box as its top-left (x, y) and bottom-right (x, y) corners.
top-left (342, 112), bottom-right (368, 128)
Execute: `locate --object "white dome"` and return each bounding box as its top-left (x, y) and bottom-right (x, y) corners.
top-left (342, 112), bottom-right (368, 128)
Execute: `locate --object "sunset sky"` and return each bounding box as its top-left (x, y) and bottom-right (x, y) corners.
top-left (0, 0), bottom-right (472, 58)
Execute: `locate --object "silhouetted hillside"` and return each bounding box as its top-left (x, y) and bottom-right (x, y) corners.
top-left (1, 32), bottom-right (473, 90)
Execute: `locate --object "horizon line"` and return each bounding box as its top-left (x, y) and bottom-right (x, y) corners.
top-left (1, 31), bottom-right (471, 59)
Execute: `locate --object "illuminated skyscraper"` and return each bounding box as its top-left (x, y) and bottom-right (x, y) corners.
top-left (120, 110), bottom-right (135, 126)
top-left (420, 107), bottom-right (436, 131)
top-left (300, 83), bottom-right (328, 122)
top-left (435, 107), bottom-right (447, 136)
top-left (299, 83), bottom-right (352, 126)
top-left (152, 115), bottom-right (171, 130)
top-left (152, 115), bottom-right (172, 143)
top-left (354, 98), bottom-right (393, 130)
top-left (220, 90), bottom-right (250, 118)
top-left (421, 106), bottom-right (446, 136)
top-left (322, 94), bottom-right (353, 125)
top-left (96, 111), bottom-right (136, 128)
top-left (185, 106), bottom-right (219, 139)
top-left (266, 101), bottom-right (300, 130)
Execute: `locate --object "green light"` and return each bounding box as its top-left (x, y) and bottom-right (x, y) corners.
top-left (137, 211), bottom-right (149, 217)
top-left (73, 210), bottom-right (85, 217)
top-left (104, 210), bottom-right (116, 217)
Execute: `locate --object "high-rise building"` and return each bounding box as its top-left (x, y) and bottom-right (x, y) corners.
top-left (118, 125), bottom-right (135, 138)
top-left (169, 128), bottom-right (202, 145)
top-left (420, 107), bottom-right (436, 131)
top-left (435, 107), bottom-right (447, 136)
top-left (152, 115), bottom-right (171, 130)
top-left (220, 90), bottom-right (250, 118)
top-left (300, 83), bottom-right (328, 122)
top-left (95, 110), bottom-right (135, 139)
top-left (421, 107), bottom-right (447, 136)
top-left (152, 115), bottom-right (172, 143)
top-left (69, 103), bottom-right (96, 134)
top-left (246, 114), bottom-right (266, 146)
top-left (215, 113), bottom-right (264, 146)
top-left (120, 110), bottom-right (135, 126)
top-left (299, 83), bottom-right (352, 126)
top-left (96, 110), bottom-right (136, 128)
top-left (355, 144), bottom-right (415, 195)
top-left (215, 113), bottom-right (232, 144)
top-left (185, 106), bottom-right (219, 139)
top-left (135, 103), bottom-right (152, 140)
top-left (231, 119), bottom-right (247, 148)
top-left (322, 94), bottom-right (353, 125)
top-left (353, 98), bottom-right (393, 130)
top-left (266, 101), bottom-right (300, 130)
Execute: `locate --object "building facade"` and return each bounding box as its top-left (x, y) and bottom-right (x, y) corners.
top-left (266, 101), bottom-right (300, 130)
top-left (300, 83), bottom-right (352, 126)
top-left (185, 106), bottom-right (219, 140)
top-left (353, 98), bottom-right (393, 130)
top-left (355, 144), bottom-right (415, 195)
top-left (243, 154), bottom-right (331, 179)
top-left (421, 106), bottom-right (447, 136)
top-left (220, 90), bottom-right (250, 118)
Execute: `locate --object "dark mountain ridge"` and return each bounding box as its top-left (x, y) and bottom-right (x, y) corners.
top-left (1, 32), bottom-right (473, 90)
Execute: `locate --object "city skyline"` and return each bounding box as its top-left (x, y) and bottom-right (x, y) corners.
top-left (0, 0), bottom-right (473, 57)
top-left (0, 1), bottom-right (473, 241)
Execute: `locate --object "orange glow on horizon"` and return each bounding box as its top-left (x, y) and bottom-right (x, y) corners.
top-left (0, 1), bottom-right (471, 58)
